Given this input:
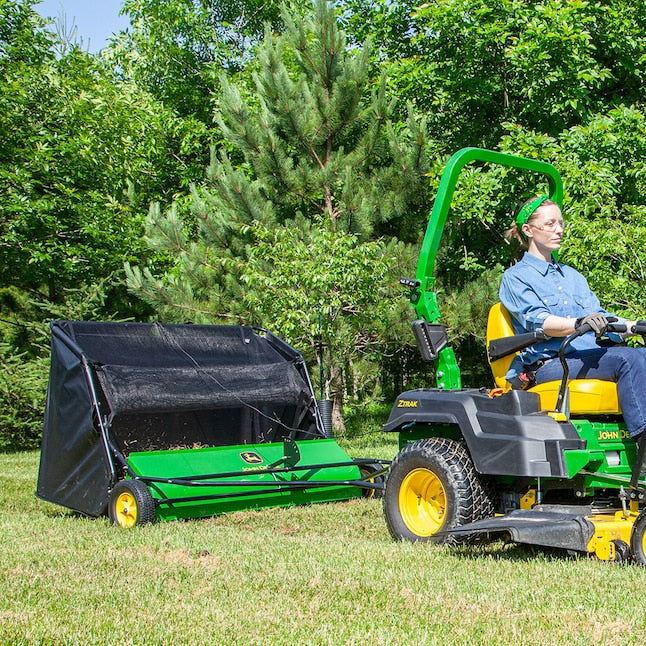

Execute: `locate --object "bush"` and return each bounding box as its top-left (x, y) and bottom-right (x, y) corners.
top-left (343, 401), bottom-right (393, 438)
top-left (0, 349), bottom-right (48, 451)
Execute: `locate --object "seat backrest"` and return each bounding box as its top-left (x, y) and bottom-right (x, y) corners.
top-left (486, 302), bottom-right (516, 391)
top-left (486, 302), bottom-right (622, 414)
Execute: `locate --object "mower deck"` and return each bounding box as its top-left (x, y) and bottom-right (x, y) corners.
top-left (445, 502), bottom-right (641, 561)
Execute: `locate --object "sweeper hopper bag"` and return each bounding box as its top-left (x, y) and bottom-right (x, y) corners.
top-left (36, 321), bottom-right (387, 527)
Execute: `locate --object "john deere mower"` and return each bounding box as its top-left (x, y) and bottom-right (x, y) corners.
top-left (382, 147), bottom-right (646, 563)
top-left (37, 321), bottom-right (387, 527)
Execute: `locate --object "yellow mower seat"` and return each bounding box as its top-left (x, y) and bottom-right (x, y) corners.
top-left (487, 302), bottom-right (621, 415)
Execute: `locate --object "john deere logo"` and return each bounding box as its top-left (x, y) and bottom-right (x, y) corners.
top-left (240, 451), bottom-right (263, 464)
top-left (596, 429), bottom-right (630, 441)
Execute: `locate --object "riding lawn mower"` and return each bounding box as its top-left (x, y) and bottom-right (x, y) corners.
top-left (382, 147), bottom-right (646, 563)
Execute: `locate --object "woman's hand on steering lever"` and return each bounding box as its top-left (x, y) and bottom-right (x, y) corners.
top-left (575, 312), bottom-right (609, 336)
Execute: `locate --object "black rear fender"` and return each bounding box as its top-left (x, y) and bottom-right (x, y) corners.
top-left (384, 389), bottom-right (585, 478)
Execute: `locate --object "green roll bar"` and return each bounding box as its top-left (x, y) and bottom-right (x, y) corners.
top-left (410, 147), bottom-right (563, 389)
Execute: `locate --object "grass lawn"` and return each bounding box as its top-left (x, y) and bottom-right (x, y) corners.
top-left (2, 434), bottom-right (646, 645)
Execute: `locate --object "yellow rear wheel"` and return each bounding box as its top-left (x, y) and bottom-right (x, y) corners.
top-left (399, 467), bottom-right (447, 536)
top-left (383, 437), bottom-right (493, 544)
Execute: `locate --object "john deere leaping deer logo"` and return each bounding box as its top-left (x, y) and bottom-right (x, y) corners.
top-left (240, 451), bottom-right (263, 464)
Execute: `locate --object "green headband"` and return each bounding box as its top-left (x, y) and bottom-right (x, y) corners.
top-left (516, 194), bottom-right (550, 228)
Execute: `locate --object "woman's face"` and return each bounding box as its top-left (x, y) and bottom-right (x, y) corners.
top-left (522, 203), bottom-right (564, 255)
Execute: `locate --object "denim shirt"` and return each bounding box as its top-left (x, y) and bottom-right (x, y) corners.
top-left (499, 252), bottom-right (618, 379)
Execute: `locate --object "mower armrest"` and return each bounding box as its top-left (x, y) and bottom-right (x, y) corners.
top-left (488, 330), bottom-right (547, 363)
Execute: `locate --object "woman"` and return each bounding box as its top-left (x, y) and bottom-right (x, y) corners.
top-left (499, 195), bottom-right (646, 454)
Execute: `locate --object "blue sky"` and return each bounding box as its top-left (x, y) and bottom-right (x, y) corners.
top-left (35, 0), bottom-right (130, 52)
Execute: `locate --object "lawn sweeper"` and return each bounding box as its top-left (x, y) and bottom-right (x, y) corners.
top-left (37, 321), bottom-right (387, 527)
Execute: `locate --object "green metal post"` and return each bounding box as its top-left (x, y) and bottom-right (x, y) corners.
top-left (411, 147), bottom-right (563, 389)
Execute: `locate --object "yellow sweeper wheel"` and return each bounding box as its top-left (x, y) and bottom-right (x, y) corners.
top-left (109, 479), bottom-right (156, 528)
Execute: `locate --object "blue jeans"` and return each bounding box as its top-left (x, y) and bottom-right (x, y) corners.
top-left (534, 347), bottom-right (646, 438)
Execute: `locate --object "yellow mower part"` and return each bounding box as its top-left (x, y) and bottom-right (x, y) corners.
top-left (520, 489), bottom-right (538, 510)
top-left (399, 467), bottom-right (447, 536)
top-left (586, 511), bottom-right (638, 561)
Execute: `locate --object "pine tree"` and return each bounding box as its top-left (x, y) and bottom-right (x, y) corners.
top-left (126, 0), bottom-right (433, 430)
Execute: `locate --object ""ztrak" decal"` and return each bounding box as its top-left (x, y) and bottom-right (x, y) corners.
top-left (397, 399), bottom-right (419, 408)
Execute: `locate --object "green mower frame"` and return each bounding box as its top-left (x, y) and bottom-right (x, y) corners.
top-left (382, 147), bottom-right (646, 563)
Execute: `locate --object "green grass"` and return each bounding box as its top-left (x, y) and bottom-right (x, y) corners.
top-left (2, 441), bottom-right (646, 646)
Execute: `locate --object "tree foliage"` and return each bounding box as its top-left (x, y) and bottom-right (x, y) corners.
top-left (5, 0), bottom-right (646, 447)
top-left (388, 0), bottom-right (646, 147)
top-left (126, 0), bottom-right (434, 429)
top-left (109, 0), bottom-right (294, 121)
top-left (0, 1), bottom-right (209, 305)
